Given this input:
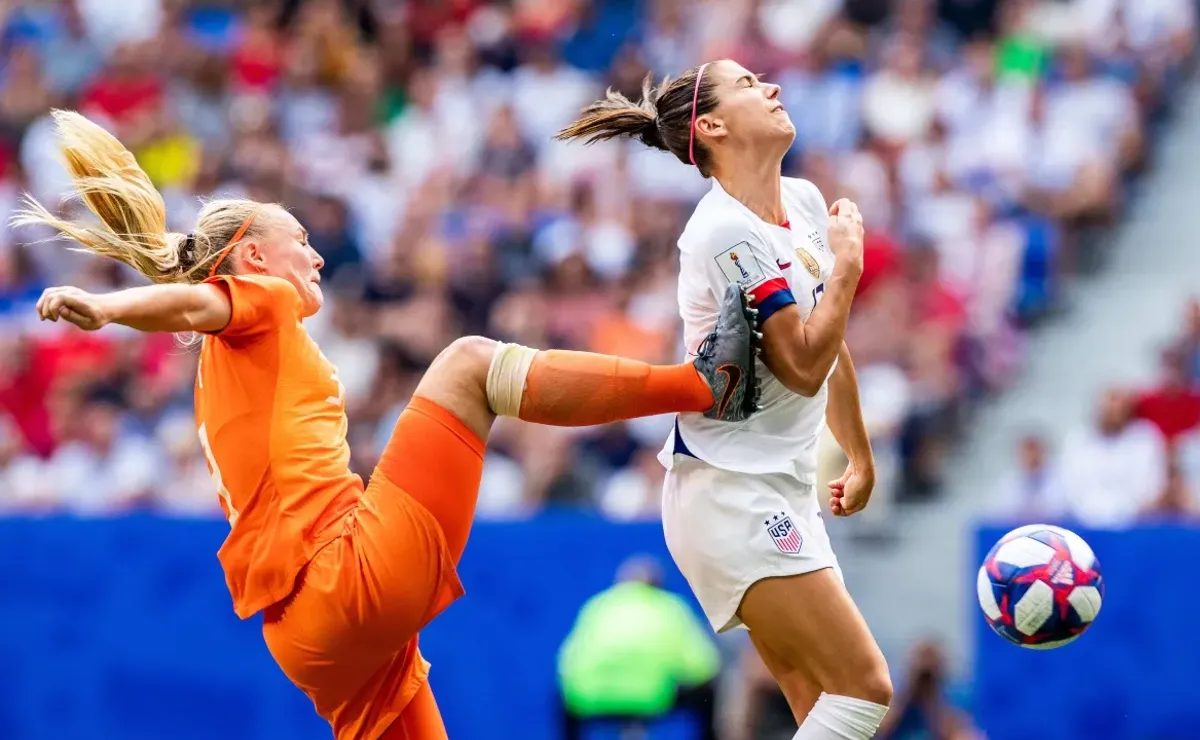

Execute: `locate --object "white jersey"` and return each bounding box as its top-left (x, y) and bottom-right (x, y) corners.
top-left (660, 176), bottom-right (836, 484)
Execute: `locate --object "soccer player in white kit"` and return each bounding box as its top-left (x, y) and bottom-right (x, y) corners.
top-left (559, 60), bottom-right (891, 739)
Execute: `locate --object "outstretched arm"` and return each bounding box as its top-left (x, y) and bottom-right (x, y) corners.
top-left (37, 283), bottom-right (232, 334)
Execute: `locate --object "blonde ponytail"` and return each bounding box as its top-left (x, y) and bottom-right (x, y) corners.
top-left (10, 110), bottom-right (193, 282)
top-left (11, 110), bottom-right (268, 284)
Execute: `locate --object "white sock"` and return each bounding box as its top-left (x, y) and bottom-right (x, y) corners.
top-left (792, 693), bottom-right (889, 739)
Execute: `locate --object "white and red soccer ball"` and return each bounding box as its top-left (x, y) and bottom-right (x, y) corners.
top-left (977, 524), bottom-right (1104, 649)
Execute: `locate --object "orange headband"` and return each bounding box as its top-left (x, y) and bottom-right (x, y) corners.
top-left (207, 205), bottom-right (264, 278)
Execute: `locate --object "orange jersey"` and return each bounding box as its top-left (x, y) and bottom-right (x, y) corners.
top-left (195, 275), bottom-right (361, 618)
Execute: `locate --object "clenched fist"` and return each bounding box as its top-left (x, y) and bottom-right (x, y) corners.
top-left (827, 198), bottom-right (864, 274)
top-left (36, 286), bottom-right (111, 331)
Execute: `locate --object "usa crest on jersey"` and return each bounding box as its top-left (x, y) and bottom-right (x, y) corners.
top-left (765, 512), bottom-right (803, 554)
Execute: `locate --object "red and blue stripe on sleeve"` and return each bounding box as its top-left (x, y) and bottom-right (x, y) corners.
top-left (747, 277), bottom-right (795, 324)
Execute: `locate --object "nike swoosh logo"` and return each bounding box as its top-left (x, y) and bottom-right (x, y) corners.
top-left (714, 363), bottom-right (743, 419)
top-left (777, 260), bottom-right (792, 269)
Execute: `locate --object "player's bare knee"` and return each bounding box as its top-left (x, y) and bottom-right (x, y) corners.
top-left (436, 335), bottom-right (496, 379)
top-left (419, 336), bottom-right (495, 396)
top-left (854, 661), bottom-right (893, 707)
top-left (413, 336), bottom-right (497, 439)
top-left (817, 649), bottom-right (891, 706)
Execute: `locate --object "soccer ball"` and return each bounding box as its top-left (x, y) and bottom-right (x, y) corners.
top-left (977, 524), bottom-right (1104, 649)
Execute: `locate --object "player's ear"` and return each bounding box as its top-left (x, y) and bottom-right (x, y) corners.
top-left (239, 240), bottom-right (270, 275)
top-left (696, 114), bottom-right (726, 141)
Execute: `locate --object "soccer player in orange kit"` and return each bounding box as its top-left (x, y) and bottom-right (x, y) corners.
top-left (15, 111), bottom-right (761, 740)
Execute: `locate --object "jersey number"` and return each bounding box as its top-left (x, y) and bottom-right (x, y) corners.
top-left (812, 283), bottom-right (826, 309)
top-left (198, 422), bottom-right (239, 527)
top-left (325, 371), bottom-right (345, 407)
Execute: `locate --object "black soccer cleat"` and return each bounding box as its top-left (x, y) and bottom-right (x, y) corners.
top-left (693, 284), bottom-right (763, 422)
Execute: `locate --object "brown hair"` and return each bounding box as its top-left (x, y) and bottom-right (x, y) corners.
top-left (10, 110), bottom-right (271, 284)
top-left (556, 68), bottom-right (720, 176)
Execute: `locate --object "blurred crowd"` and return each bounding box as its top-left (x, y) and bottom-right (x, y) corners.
top-left (0, 0), bottom-right (1194, 522)
top-left (1000, 297), bottom-right (1200, 529)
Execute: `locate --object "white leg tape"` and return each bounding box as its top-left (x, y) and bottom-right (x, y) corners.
top-left (486, 343), bottom-right (538, 417)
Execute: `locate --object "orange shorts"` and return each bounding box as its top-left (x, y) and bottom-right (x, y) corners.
top-left (263, 397), bottom-right (485, 740)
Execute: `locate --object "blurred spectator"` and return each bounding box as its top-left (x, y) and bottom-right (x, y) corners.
top-left (892, 243), bottom-right (967, 495)
top-left (557, 556), bottom-right (720, 740)
top-left (0, 411), bottom-right (51, 512)
top-left (0, 42), bottom-right (56, 143)
top-left (45, 386), bottom-right (162, 515)
top-left (170, 49), bottom-right (234, 153)
top-left (308, 287), bottom-right (380, 410)
top-left (41, 1), bottom-right (105, 98)
top-left (861, 35), bottom-right (937, 148)
top-left (599, 446), bottom-right (665, 521)
top-left (1076, 0), bottom-right (1197, 78)
top-left (1142, 455), bottom-right (1199, 522)
top-left (1175, 425), bottom-right (1200, 502)
top-left (1134, 344), bottom-right (1200, 444)
top-left (877, 641), bottom-right (983, 740)
top-left (1177, 297), bottom-right (1200, 383)
top-left (475, 447), bottom-right (529, 519)
top-left (1144, 297), bottom-right (1200, 495)
top-left (993, 433), bottom-right (1062, 520)
top-left (0, 331), bottom-right (60, 458)
top-left (304, 195), bottom-right (363, 281)
top-left (1021, 83), bottom-right (1120, 231)
top-left (776, 33), bottom-right (866, 156)
top-left (1056, 389), bottom-right (1168, 528)
top-left (510, 39), bottom-right (596, 151)
top-left (80, 42), bottom-right (164, 126)
top-left (725, 637), bottom-right (798, 740)
top-left (1050, 41), bottom-right (1143, 172)
top-left (151, 412), bottom-right (222, 517)
top-left (75, 0), bottom-right (164, 52)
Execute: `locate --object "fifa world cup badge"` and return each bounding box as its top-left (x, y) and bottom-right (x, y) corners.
top-left (715, 242), bottom-right (766, 287)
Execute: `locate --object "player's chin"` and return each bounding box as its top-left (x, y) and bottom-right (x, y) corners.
top-left (303, 283), bottom-right (325, 316)
top-left (765, 120), bottom-right (795, 147)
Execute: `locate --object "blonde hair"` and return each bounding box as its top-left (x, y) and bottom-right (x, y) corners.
top-left (11, 110), bottom-right (270, 284)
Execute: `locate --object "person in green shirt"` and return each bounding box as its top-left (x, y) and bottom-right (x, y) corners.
top-left (557, 555), bottom-right (721, 740)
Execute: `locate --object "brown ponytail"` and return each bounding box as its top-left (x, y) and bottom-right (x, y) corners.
top-left (555, 76), bottom-right (668, 151)
top-left (557, 67), bottom-right (720, 176)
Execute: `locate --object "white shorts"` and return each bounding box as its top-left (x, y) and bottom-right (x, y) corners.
top-left (661, 455), bottom-right (844, 633)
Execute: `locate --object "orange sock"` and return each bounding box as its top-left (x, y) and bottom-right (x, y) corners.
top-left (517, 350), bottom-right (714, 427)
